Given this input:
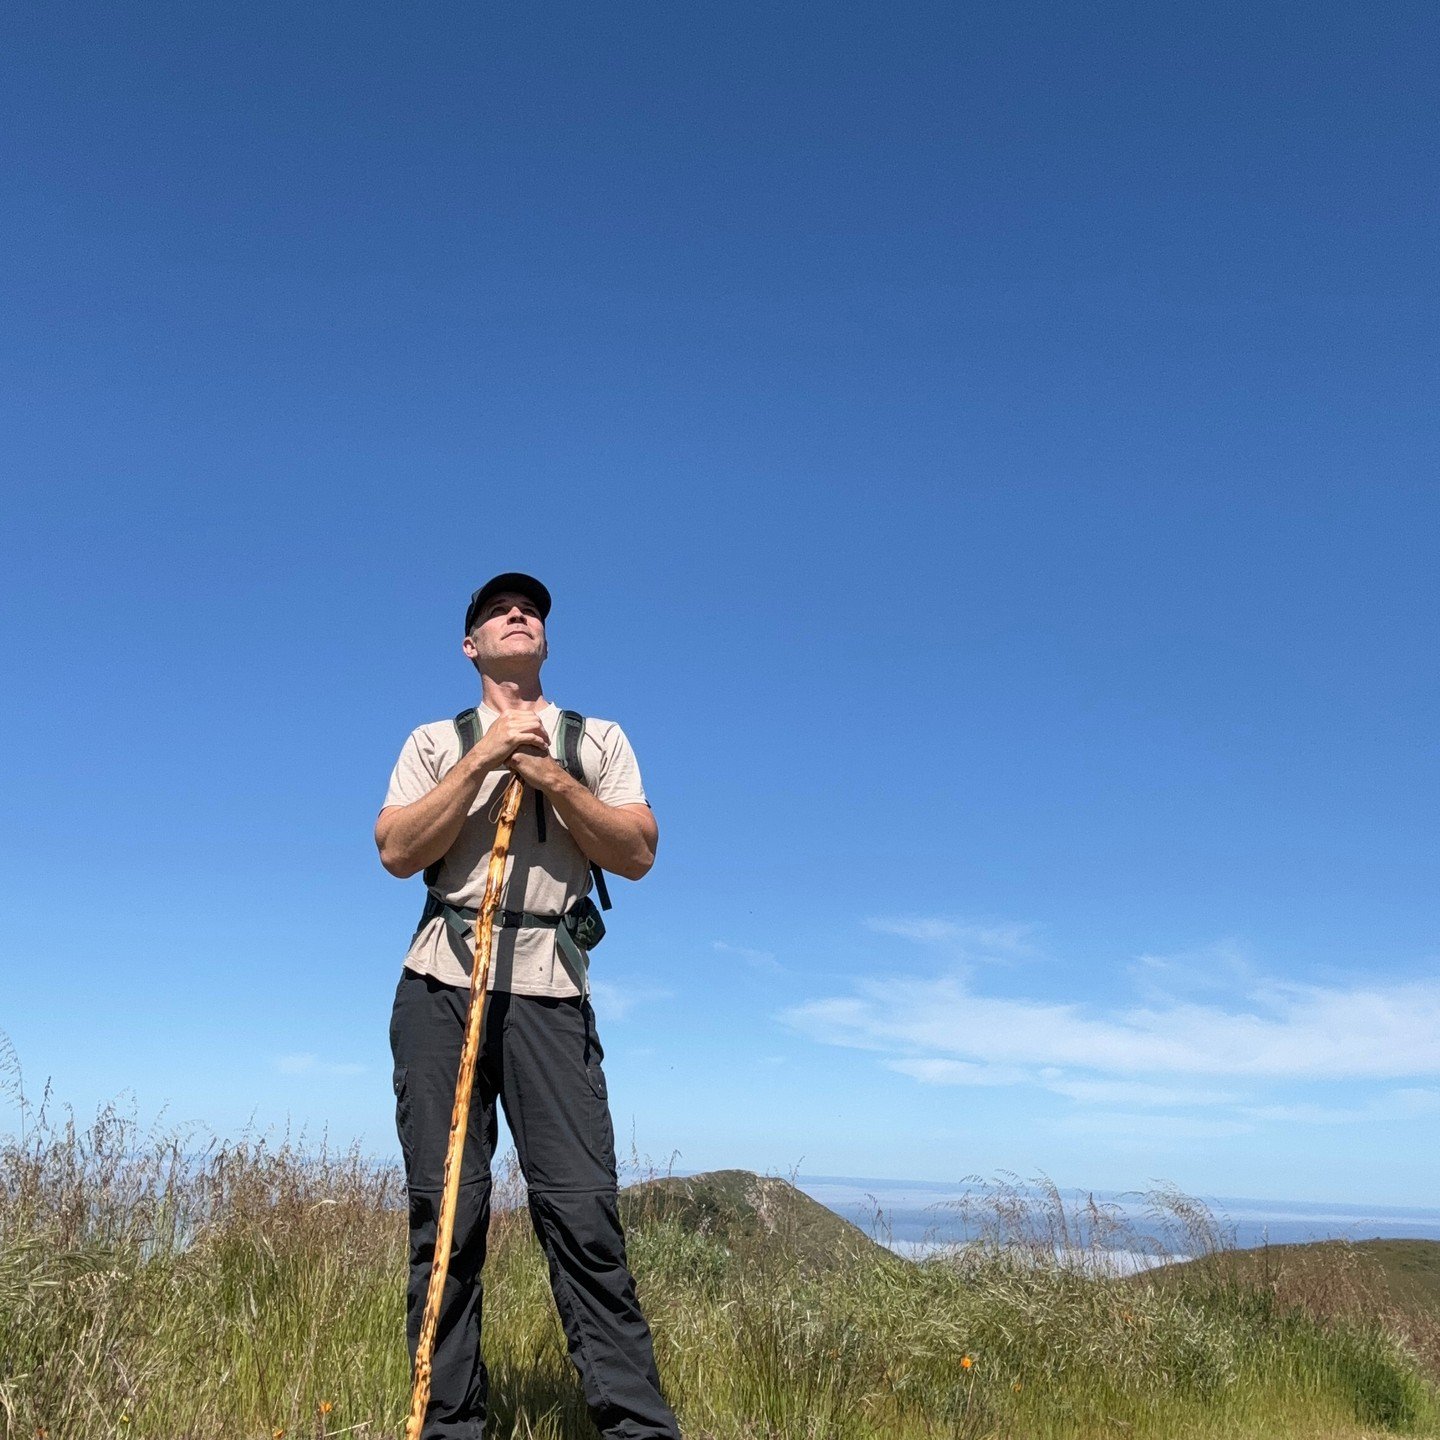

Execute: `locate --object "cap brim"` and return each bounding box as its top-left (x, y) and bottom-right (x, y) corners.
top-left (465, 572), bottom-right (552, 630)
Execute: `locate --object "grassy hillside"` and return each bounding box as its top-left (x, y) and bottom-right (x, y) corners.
top-left (1362, 1241), bottom-right (1440, 1316)
top-left (618, 1167), bottom-right (892, 1274)
top-left (1144, 1237), bottom-right (1440, 1377)
top-left (1150, 1239), bottom-right (1440, 1317)
top-left (2, 1091), bottom-right (1438, 1440)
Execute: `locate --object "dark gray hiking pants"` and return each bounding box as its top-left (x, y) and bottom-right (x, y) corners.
top-left (389, 969), bottom-right (680, 1440)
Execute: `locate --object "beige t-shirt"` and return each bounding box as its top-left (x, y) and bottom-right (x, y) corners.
top-left (381, 703), bottom-right (648, 995)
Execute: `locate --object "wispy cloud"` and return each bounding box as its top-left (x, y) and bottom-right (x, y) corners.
top-left (783, 972), bottom-right (1440, 1081)
top-left (1041, 1076), bottom-right (1243, 1108)
top-left (887, 1058), bottom-right (1027, 1086)
top-left (864, 917), bottom-right (1038, 956)
top-left (1240, 1102), bottom-right (1369, 1125)
top-left (589, 978), bottom-right (674, 1021)
top-left (1391, 1087), bottom-right (1440, 1116)
top-left (884, 1061), bottom-right (1240, 1107)
top-left (1240, 1088), bottom-right (1440, 1126)
top-left (1128, 942), bottom-right (1255, 1000)
top-left (274, 1053), bottom-right (366, 1078)
top-left (1048, 1112), bottom-right (1257, 1141)
top-left (712, 940), bottom-right (783, 972)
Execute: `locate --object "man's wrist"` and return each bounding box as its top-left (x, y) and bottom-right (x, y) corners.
top-left (539, 763), bottom-right (582, 801)
top-left (458, 747), bottom-right (495, 784)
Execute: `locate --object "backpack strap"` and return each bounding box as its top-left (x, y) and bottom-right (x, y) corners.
top-left (557, 709), bottom-right (586, 783)
top-left (454, 707), bottom-right (482, 758)
top-left (534, 708), bottom-right (585, 844)
top-left (556, 709), bottom-right (612, 911)
top-left (421, 708), bottom-right (482, 889)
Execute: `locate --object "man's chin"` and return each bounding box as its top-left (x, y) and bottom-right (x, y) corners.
top-left (480, 650), bottom-right (545, 675)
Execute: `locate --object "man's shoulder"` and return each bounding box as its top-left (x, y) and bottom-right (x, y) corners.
top-left (409, 716), bottom-right (464, 744)
top-left (574, 711), bottom-right (623, 732)
top-left (397, 717), bottom-right (468, 767)
top-left (570, 713), bottom-right (632, 748)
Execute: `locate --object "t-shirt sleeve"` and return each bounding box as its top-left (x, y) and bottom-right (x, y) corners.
top-left (382, 729), bottom-right (441, 811)
top-left (595, 722), bottom-right (648, 809)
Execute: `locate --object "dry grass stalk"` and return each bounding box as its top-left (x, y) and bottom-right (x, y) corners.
top-left (405, 774), bottom-right (526, 1440)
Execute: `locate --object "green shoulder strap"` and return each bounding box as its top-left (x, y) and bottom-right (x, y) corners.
top-left (556, 710), bottom-right (612, 911)
top-left (557, 709), bottom-right (586, 783)
top-left (422, 708), bottom-right (482, 889)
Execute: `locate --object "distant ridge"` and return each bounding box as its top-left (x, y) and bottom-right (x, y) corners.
top-left (1145, 1238), bottom-right (1440, 1322)
top-left (619, 1168), bottom-right (893, 1273)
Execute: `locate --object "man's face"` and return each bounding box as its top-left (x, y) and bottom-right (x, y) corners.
top-left (463, 592), bottom-right (548, 672)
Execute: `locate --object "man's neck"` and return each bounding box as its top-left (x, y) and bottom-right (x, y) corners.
top-left (480, 671), bottom-right (548, 714)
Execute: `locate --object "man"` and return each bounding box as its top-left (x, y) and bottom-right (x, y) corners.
top-left (375, 571), bottom-right (680, 1440)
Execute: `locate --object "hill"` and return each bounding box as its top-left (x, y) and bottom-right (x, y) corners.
top-left (1354, 1239), bottom-right (1440, 1315)
top-left (1145, 1237), bottom-right (1440, 1318)
top-left (618, 1167), bottom-right (893, 1273)
top-left (1140, 1235), bottom-right (1440, 1380)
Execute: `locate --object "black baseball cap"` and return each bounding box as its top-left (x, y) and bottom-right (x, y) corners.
top-left (464, 572), bottom-right (552, 632)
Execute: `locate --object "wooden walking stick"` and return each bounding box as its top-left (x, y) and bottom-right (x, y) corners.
top-left (405, 773), bottom-right (527, 1440)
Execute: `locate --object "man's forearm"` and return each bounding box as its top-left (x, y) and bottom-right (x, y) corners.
top-left (541, 771), bottom-right (656, 881)
top-left (376, 753), bottom-right (491, 878)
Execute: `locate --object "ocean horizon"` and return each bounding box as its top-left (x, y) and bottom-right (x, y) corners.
top-left (789, 1174), bottom-right (1440, 1256)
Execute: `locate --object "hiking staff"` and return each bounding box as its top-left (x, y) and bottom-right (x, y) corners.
top-left (404, 772), bottom-right (526, 1440)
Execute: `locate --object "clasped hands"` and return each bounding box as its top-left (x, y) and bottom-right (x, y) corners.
top-left (474, 710), bottom-right (566, 792)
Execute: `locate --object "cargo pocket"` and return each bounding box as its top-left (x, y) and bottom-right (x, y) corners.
top-left (392, 1063), bottom-right (414, 1176)
top-left (581, 1001), bottom-right (617, 1175)
top-left (581, 1000), bottom-right (608, 1100)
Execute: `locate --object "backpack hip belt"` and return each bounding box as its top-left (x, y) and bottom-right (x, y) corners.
top-left (417, 889), bottom-right (603, 995)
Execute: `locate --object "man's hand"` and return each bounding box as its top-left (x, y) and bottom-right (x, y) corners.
top-left (506, 746), bottom-right (567, 792)
top-left (470, 710), bottom-right (549, 774)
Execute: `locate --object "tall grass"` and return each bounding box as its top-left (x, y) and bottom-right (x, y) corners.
top-left (1, 1054), bottom-right (1436, 1440)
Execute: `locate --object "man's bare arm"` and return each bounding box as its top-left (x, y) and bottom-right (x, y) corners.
top-left (507, 750), bottom-right (658, 880)
top-left (375, 712), bottom-right (550, 878)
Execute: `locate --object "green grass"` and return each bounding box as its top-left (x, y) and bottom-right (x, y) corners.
top-left (2, 1061), bottom-right (1437, 1440)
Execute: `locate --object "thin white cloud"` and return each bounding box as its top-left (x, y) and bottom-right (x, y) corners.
top-left (1390, 1087), bottom-right (1440, 1115)
top-left (884, 1061), bottom-right (1240, 1107)
top-left (1242, 1088), bottom-right (1440, 1126)
top-left (1042, 1076), bottom-right (1242, 1108)
top-left (1128, 942), bottom-right (1255, 1000)
top-left (1049, 1112), bottom-right (1256, 1141)
top-left (887, 1058), bottom-right (1027, 1086)
top-left (865, 917), bottom-right (1038, 955)
top-left (274, 1053), bottom-right (366, 1078)
top-left (589, 978), bottom-right (673, 1021)
top-left (783, 973), bottom-right (1440, 1081)
top-left (1241, 1103), bottom-right (1369, 1125)
top-left (712, 940), bottom-right (783, 972)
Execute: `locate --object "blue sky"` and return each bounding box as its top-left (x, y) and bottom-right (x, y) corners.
top-left (2, 0), bottom-right (1437, 1208)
